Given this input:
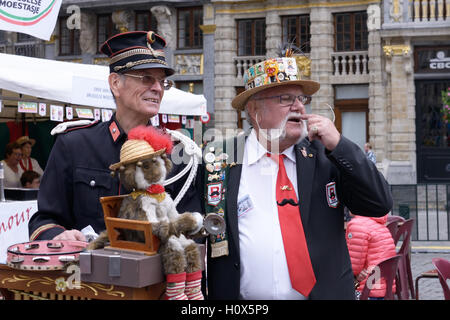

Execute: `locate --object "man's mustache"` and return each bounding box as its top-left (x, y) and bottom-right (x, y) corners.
top-left (277, 198), bottom-right (299, 207)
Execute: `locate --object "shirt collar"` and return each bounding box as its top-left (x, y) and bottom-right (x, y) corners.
top-left (246, 129), bottom-right (296, 165)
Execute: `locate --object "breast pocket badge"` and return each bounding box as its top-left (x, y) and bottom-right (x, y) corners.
top-left (326, 182), bottom-right (339, 208)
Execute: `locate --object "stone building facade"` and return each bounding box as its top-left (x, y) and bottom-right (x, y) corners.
top-left (208, 0), bottom-right (450, 185)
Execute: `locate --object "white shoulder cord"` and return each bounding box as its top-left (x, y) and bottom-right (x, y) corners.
top-left (163, 129), bottom-right (202, 207)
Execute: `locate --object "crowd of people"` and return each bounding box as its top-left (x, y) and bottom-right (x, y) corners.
top-left (0, 30), bottom-right (397, 300)
top-left (1, 136), bottom-right (41, 189)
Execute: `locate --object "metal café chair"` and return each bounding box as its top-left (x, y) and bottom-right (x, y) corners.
top-left (432, 258), bottom-right (450, 300)
top-left (359, 255), bottom-right (402, 300)
top-left (394, 218), bottom-right (415, 300)
top-left (386, 215), bottom-right (405, 242)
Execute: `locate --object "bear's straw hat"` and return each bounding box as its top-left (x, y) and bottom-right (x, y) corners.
top-left (109, 126), bottom-right (172, 171)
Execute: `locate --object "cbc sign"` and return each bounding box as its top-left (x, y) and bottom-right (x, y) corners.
top-left (429, 51), bottom-right (450, 70)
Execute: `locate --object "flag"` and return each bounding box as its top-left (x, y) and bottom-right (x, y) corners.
top-left (0, 0), bottom-right (63, 41)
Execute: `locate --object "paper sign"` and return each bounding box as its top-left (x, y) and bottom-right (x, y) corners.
top-left (162, 114), bottom-right (168, 123)
top-left (38, 103), bottom-right (46, 116)
top-left (101, 109), bottom-right (113, 122)
top-left (168, 115), bottom-right (180, 123)
top-left (75, 108), bottom-right (94, 119)
top-left (0, 200), bottom-right (37, 264)
top-left (150, 115), bottom-right (159, 127)
top-left (182, 115), bottom-right (187, 125)
top-left (94, 108), bottom-right (101, 121)
top-left (50, 104), bottom-right (64, 122)
top-left (18, 101), bottom-right (38, 113)
top-left (66, 106), bottom-right (73, 120)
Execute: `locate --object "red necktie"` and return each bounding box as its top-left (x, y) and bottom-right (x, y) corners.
top-left (272, 153), bottom-right (316, 296)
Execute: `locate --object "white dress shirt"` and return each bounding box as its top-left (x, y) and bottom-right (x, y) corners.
top-left (238, 129), bottom-right (306, 300)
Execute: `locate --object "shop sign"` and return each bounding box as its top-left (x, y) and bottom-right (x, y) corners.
top-left (429, 51), bottom-right (450, 70)
top-left (415, 46), bottom-right (450, 73)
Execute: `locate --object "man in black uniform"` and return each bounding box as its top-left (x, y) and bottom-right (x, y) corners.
top-left (29, 31), bottom-right (201, 241)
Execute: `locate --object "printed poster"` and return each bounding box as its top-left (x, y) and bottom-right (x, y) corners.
top-left (168, 115), bottom-right (180, 123)
top-left (38, 103), bottom-right (46, 116)
top-left (101, 109), bottom-right (113, 122)
top-left (66, 106), bottom-right (73, 120)
top-left (18, 101), bottom-right (37, 113)
top-left (50, 104), bottom-right (64, 122)
top-left (150, 115), bottom-right (159, 127)
top-left (94, 108), bottom-right (100, 121)
top-left (75, 108), bottom-right (94, 119)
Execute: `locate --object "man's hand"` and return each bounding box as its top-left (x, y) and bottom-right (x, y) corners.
top-left (301, 113), bottom-right (341, 151)
top-left (53, 229), bottom-right (87, 242)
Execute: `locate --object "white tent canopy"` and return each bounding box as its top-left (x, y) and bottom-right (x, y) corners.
top-left (0, 53), bottom-right (207, 116)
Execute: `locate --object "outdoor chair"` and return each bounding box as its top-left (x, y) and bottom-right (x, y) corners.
top-left (359, 255), bottom-right (401, 300)
top-left (394, 218), bottom-right (415, 300)
top-left (386, 220), bottom-right (400, 240)
top-left (432, 258), bottom-right (450, 300)
top-left (387, 215), bottom-right (405, 225)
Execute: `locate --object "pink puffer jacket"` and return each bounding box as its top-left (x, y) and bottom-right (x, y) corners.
top-left (345, 215), bottom-right (397, 297)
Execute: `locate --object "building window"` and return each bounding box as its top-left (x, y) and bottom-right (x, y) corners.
top-left (16, 32), bottom-right (34, 42)
top-left (135, 10), bottom-right (157, 32)
top-left (59, 17), bottom-right (81, 56)
top-left (237, 18), bottom-right (266, 56)
top-left (97, 14), bottom-right (119, 53)
top-left (177, 7), bottom-right (203, 49)
top-left (334, 11), bottom-right (368, 51)
top-left (282, 15), bottom-right (311, 53)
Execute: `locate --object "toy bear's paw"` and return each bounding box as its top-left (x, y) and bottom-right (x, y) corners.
top-left (152, 221), bottom-right (171, 242)
top-left (174, 212), bottom-right (203, 236)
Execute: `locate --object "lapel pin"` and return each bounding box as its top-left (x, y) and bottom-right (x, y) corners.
top-left (301, 147), bottom-right (307, 158)
top-left (308, 153), bottom-right (314, 158)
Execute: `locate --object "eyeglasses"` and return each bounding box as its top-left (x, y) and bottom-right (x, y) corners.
top-left (123, 73), bottom-right (173, 90)
top-left (252, 94), bottom-right (312, 106)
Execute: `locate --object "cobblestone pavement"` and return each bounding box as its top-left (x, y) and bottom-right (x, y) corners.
top-left (410, 241), bottom-right (450, 300)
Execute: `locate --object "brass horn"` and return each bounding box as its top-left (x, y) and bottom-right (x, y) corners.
top-left (203, 213), bottom-right (226, 236)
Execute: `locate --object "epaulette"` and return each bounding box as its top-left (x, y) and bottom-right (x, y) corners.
top-left (50, 120), bottom-right (100, 136)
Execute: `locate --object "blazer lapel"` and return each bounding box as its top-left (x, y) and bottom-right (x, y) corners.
top-left (225, 134), bottom-right (245, 255)
top-left (295, 139), bottom-right (316, 230)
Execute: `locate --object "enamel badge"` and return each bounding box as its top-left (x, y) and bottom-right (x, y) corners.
top-left (207, 182), bottom-right (223, 206)
top-left (326, 182), bottom-right (339, 208)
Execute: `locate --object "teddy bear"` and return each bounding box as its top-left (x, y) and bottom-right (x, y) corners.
top-left (89, 125), bottom-right (204, 300)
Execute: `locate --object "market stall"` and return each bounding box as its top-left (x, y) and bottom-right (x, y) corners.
top-left (0, 52), bottom-right (207, 166)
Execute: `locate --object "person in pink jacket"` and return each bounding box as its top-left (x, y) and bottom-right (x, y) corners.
top-left (345, 214), bottom-right (397, 299)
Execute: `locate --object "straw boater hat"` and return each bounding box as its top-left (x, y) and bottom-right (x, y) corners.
top-left (231, 56), bottom-right (320, 110)
top-left (16, 136), bottom-right (36, 147)
top-left (109, 126), bottom-right (173, 171)
top-left (100, 30), bottom-right (175, 76)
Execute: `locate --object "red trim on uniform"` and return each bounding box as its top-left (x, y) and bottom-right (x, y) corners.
top-left (65, 121), bottom-right (99, 133)
top-left (109, 121), bottom-right (120, 142)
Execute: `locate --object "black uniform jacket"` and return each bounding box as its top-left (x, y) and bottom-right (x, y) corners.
top-left (28, 114), bottom-right (202, 240)
top-left (204, 134), bottom-right (393, 300)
